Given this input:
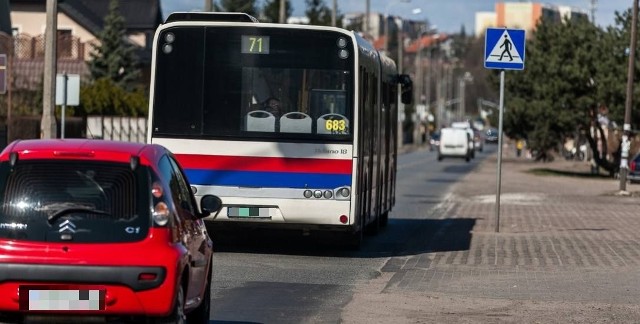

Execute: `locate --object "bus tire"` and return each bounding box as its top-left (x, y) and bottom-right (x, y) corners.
top-left (345, 215), bottom-right (364, 250)
top-left (365, 211), bottom-right (380, 235)
top-left (379, 211), bottom-right (389, 227)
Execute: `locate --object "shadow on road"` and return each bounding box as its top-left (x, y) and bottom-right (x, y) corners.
top-left (207, 217), bottom-right (477, 259)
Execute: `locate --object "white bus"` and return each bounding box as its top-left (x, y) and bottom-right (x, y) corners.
top-left (146, 12), bottom-right (413, 248)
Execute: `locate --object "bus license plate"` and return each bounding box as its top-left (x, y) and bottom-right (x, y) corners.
top-left (227, 207), bottom-right (271, 218)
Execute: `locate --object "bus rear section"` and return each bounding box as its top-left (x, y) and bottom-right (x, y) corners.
top-left (152, 138), bottom-right (356, 231)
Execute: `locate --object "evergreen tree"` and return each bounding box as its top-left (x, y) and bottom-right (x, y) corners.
top-left (492, 16), bottom-right (603, 162)
top-left (87, 0), bottom-right (140, 91)
top-left (261, 0), bottom-right (292, 23)
top-left (217, 0), bottom-right (258, 16)
top-left (305, 0), bottom-right (341, 27)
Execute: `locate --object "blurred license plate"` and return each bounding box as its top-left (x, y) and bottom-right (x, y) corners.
top-left (227, 207), bottom-right (271, 218)
top-left (21, 287), bottom-right (105, 311)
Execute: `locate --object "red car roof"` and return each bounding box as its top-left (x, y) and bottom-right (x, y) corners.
top-left (0, 139), bottom-right (163, 165)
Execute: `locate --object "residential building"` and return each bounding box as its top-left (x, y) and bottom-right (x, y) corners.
top-left (475, 1), bottom-right (589, 38)
top-left (475, 12), bottom-right (497, 37)
top-left (7, 0), bottom-right (162, 89)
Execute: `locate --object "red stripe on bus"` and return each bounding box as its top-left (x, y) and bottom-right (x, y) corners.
top-left (175, 154), bottom-right (353, 174)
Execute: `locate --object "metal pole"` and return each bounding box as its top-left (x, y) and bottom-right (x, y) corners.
top-left (365, 0), bottom-right (370, 34)
top-left (415, 33), bottom-right (423, 105)
top-left (384, 14), bottom-right (389, 54)
top-left (332, 0), bottom-right (337, 27)
top-left (7, 51), bottom-right (12, 143)
top-left (458, 77), bottom-right (464, 121)
top-left (426, 49), bottom-right (432, 113)
top-left (495, 70), bottom-right (505, 233)
top-left (279, 0), bottom-right (285, 23)
top-left (397, 18), bottom-right (403, 73)
top-left (61, 72), bottom-right (67, 139)
top-left (42, 0), bottom-right (57, 139)
top-left (620, 0), bottom-right (638, 191)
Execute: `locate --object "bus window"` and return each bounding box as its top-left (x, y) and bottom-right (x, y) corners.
top-left (309, 89), bottom-right (347, 117)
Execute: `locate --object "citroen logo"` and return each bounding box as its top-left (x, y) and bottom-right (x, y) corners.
top-left (58, 220), bottom-right (77, 233)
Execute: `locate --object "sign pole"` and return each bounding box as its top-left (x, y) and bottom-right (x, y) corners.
top-left (495, 70), bottom-right (505, 232)
top-left (484, 27), bottom-right (525, 233)
top-left (61, 72), bottom-right (68, 139)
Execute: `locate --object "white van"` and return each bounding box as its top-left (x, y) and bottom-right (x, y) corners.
top-left (451, 121), bottom-right (476, 158)
top-left (438, 127), bottom-right (471, 162)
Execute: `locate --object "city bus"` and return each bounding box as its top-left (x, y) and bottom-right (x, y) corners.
top-left (146, 12), bottom-right (412, 248)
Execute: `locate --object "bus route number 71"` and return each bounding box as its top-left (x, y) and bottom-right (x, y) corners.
top-left (241, 35), bottom-right (270, 54)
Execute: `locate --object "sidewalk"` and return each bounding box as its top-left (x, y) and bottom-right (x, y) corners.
top-left (343, 153), bottom-right (640, 323)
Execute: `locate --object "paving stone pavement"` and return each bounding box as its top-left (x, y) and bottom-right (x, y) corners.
top-left (382, 154), bottom-right (640, 304)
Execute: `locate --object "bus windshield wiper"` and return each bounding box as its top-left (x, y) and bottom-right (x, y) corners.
top-left (47, 207), bottom-right (111, 225)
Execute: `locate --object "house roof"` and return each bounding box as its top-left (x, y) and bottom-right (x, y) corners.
top-left (9, 0), bottom-right (162, 36)
top-left (405, 33), bottom-right (449, 54)
top-left (58, 0), bottom-right (163, 35)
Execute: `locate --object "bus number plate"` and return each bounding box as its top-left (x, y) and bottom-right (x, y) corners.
top-left (228, 207), bottom-right (271, 218)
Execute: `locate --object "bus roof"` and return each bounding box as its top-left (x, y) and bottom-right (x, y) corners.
top-left (165, 12), bottom-right (259, 24)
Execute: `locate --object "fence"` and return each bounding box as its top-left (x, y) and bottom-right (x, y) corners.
top-left (86, 116), bottom-right (147, 143)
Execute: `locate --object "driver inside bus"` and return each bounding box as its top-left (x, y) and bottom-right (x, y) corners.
top-left (263, 97), bottom-right (282, 118)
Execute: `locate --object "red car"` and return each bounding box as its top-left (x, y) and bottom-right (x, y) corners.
top-left (0, 139), bottom-right (222, 323)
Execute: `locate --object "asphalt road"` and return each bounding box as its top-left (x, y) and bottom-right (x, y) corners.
top-left (207, 144), bottom-right (495, 323)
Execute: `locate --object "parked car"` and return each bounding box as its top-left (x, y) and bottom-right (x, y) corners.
top-left (0, 139), bottom-right (223, 323)
top-left (429, 131), bottom-right (441, 151)
top-left (438, 127), bottom-right (472, 162)
top-left (473, 129), bottom-right (484, 152)
top-left (485, 127), bottom-right (499, 143)
top-left (629, 152), bottom-right (640, 184)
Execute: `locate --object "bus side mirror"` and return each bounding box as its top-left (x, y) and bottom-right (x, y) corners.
top-left (398, 74), bottom-right (413, 105)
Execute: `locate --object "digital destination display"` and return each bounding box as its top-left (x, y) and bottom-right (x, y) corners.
top-left (241, 35), bottom-right (270, 54)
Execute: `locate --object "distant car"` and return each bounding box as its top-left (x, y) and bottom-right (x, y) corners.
top-left (629, 152), bottom-right (640, 184)
top-left (438, 127), bottom-right (471, 162)
top-left (0, 139), bottom-right (223, 323)
top-left (429, 131), bottom-right (441, 151)
top-left (485, 128), bottom-right (499, 143)
top-left (451, 121), bottom-right (475, 158)
top-left (473, 130), bottom-right (484, 152)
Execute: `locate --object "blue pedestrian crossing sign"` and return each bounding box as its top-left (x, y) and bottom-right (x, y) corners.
top-left (484, 28), bottom-right (525, 70)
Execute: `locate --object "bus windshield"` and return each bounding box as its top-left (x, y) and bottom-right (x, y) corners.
top-left (151, 26), bottom-right (355, 142)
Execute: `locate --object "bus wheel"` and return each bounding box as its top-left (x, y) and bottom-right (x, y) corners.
top-left (345, 215), bottom-right (364, 250)
top-left (365, 213), bottom-right (380, 235)
top-left (379, 211), bottom-right (389, 227)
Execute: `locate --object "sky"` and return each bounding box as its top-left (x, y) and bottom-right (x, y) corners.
top-left (160, 0), bottom-right (631, 35)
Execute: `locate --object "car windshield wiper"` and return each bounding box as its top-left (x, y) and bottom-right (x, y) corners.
top-left (47, 207), bottom-right (111, 225)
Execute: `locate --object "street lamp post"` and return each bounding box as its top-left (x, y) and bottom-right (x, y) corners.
top-left (42, 0), bottom-right (58, 139)
top-left (457, 72), bottom-right (473, 121)
top-left (383, 0), bottom-right (410, 55)
top-left (620, 0), bottom-right (638, 192)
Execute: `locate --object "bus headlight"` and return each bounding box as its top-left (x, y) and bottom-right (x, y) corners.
top-left (304, 190), bottom-right (313, 198)
top-left (313, 190), bottom-right (323, 198)
top-left (323, 190), bottom-right (333, 199)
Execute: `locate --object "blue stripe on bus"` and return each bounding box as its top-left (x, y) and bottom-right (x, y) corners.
top-left (183, 169), bottom-right (352, 189)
